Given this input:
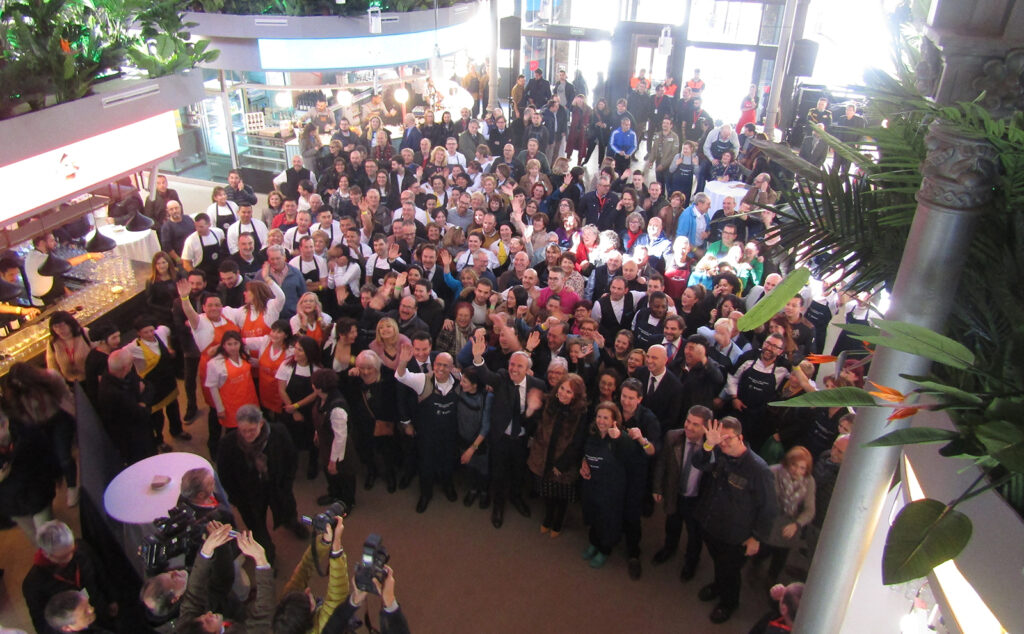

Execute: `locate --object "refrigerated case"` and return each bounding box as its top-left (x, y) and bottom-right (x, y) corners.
top-left (197, 90), bottom-right (246, 182)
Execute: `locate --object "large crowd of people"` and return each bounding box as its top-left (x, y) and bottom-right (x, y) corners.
top-left (0, 66), bottom-right (873, 632)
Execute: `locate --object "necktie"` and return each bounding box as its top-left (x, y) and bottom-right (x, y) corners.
top-left (649, 374), bottom-right (658, 394)
top-left (666, 342), bottom-right (675, 360)
top-left (421, 362), bottom-right (429, 374)
top-left (680, 441), bottom-right (697, 496)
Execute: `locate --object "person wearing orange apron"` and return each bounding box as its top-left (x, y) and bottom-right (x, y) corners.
top-left (244, 320), bottom-right (294, 422)
top-left (205, 331), bottom-right (258, 430)
top-left (288, 291), bottom-right (332, 347)
top-left (176, 278), bottom-right (243, 456)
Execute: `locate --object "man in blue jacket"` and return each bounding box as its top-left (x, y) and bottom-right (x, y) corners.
top-left (609, 117), bottom-right (639, 174)
top-left (675, 192), bottom-right (711, 255)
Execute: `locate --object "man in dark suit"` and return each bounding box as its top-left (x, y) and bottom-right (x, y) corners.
top-left (652, 404), bottom-right (713, 580)
top-left (398, 113), bottom-right (423, 152)
top-left (471, 331), bottom-right (546, 529)
top-left (395, 332), bottom-right (440, 489)
top-left (525, 319), bottom-right (570, 378)
top-left (799, 129), bottom-right (828, 167)
top-left (632, 344), bottom-right (683, 433)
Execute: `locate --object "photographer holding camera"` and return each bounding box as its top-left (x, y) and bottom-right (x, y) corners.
top-left (273, 513), bottom-right (349, 634)
top-left (176, 522), bottom-right (274, 634)
top-left (141, 468), bottom-right (241, 630)
top-left (322, 562), bottom-right (409, 634)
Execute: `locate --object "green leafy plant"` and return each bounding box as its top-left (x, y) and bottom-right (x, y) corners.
top-left (1, 0), bottom-right (128, 105)
top-left (127, 0), bottom-right (220, 77)
top-left (767, 320), bottom-right (1023, 584)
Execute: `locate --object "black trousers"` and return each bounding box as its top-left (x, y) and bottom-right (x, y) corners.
top-left (325, 459), bottom-right (357, 507)
top-left (542, 498), bottom-right (569, 532)
top-left (183, 355), bottom-right (199, 413)
top-left (613, 153), bottom-right (633, 175)
top-left (150, 399), bottom-right (183, 444)
top-left (207, 410), bottom-right (222, 457)
top-left (663, 495), bottom-right (703, 567)
top-left (489, 434), bottom-right (528, 508)
top-left (237, 501), bottom-right (277, 565)
top-left (623, 517), bottom-right (642, 559)
top-left (702, 531), bottom-right (747, 609)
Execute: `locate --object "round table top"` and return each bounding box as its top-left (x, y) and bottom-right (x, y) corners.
top-left (705, 180), bottom-right (749, 195)
top-left (103, 452), bottom-right (213, 524)
top-left (85, 222), bottom-right (154, 247)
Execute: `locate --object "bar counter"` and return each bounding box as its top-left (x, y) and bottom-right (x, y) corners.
top-left (0, 256), bottom-right (151, 376)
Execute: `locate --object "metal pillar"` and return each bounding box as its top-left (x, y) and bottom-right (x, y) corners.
top-left (488, 0), bottom-right (499, 109)
top-left (793, 121), bottom-right (999, 632)
top-left (763, 0), bottom-right (799, 139)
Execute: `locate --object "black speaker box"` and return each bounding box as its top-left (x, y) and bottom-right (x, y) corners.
top-left (500, 16), bottom-right (521, 50)
top-left (790, 39), bottom-right (819, 77)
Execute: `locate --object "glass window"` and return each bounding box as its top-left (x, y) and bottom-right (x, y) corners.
top-left (759, 2), bottom-right (784, 46)
top-left (636, 0), bottom-right (687, 25)
top-left (681, 47), bottom-right (756, 122)
top-left (688, 0), bottom-right (764, 45)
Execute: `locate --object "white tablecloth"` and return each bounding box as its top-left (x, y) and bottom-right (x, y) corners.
top-left (104, 452), bottom-right (213, 524)
top-left (86, 223), bottom-right (160, 264)
top-left (705, 180), bottom-right (750, 213)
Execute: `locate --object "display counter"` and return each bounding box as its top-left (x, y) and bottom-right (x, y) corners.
top-left (0, 256), bottom-right (151, 376)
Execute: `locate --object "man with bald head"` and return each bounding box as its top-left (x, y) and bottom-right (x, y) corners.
top-left (632, 343), bottom-right (684, 430)
top-left (396, 344), bottom-right (461, 513)
top-left (98, 348), bottom-right (156, 465)
top-left (744, 272), bottom-right (783, 311)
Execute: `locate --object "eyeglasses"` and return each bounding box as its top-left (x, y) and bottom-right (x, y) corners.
top-left (763, 342), bottom-right (783, 352)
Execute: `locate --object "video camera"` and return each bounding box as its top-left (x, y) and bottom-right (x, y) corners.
top-left (354, 533), bottom-right (390, 595)
top-left (139, 503), bottom-right (210, 575)
top-left (300, 501), bottom-right (348, 534)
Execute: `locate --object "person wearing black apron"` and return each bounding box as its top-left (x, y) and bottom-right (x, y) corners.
top-left (198, 231), bottom-right (227, 292)
top-left (396, 354), bottom-right (460, 513)
top-left (278, 336), bottom-right (320, 480)
top-left (730, 334), bottom-right (788, 456)
top-left (209, 187), bottom-right (239, 235)
top-left (803, 297), bottom-right (834, 355)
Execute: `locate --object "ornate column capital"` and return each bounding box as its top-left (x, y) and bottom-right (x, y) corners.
top-left (916, 121), bottom-right (1000, 211)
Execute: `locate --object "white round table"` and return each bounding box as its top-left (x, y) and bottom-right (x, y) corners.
top-left (86, 223), bottom-right (160, 265)
top-left (104, 452), bottom-right (213, 524)
top-left (705, 180), bottom-right (750, 213)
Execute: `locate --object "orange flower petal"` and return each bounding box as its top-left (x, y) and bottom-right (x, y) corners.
top-left (887, 407), bottom-right (920, 421)
top-left (872, 378), bottom-right (905, 399)
top-left (805, 354), bottom-right (838, 364)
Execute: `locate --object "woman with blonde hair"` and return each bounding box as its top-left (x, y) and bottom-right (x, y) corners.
top-left (289, 291), bottom-right (332, 346)
top-left (369, 317), bottom-right (409, 371)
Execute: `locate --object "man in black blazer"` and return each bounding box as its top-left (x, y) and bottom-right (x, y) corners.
top-left (395, 332), bottom-right (440, 489)
top-left (674, 335), bottom-right (725, 415)
top-left (471, 331), bottom-right (546, 528)
top-left (651, 404), bottom-right (713, 580)
top-left (416, 244), bottom-right (453, 309)
top-left (632, 344), bottom-right (683, 434)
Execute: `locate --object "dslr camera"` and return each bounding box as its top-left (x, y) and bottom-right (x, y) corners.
top-left (301, 501), bottom-right (349, 534)
top-left (354, 533), bottom-right (390, 595)
top-left (140, 504), bottom-right (209, 574)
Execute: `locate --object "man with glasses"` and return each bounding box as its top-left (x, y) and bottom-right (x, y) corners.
top-left (691, 416), bottom-right (775, 624)
top-left (721, 332), bottom-right (790, 454)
